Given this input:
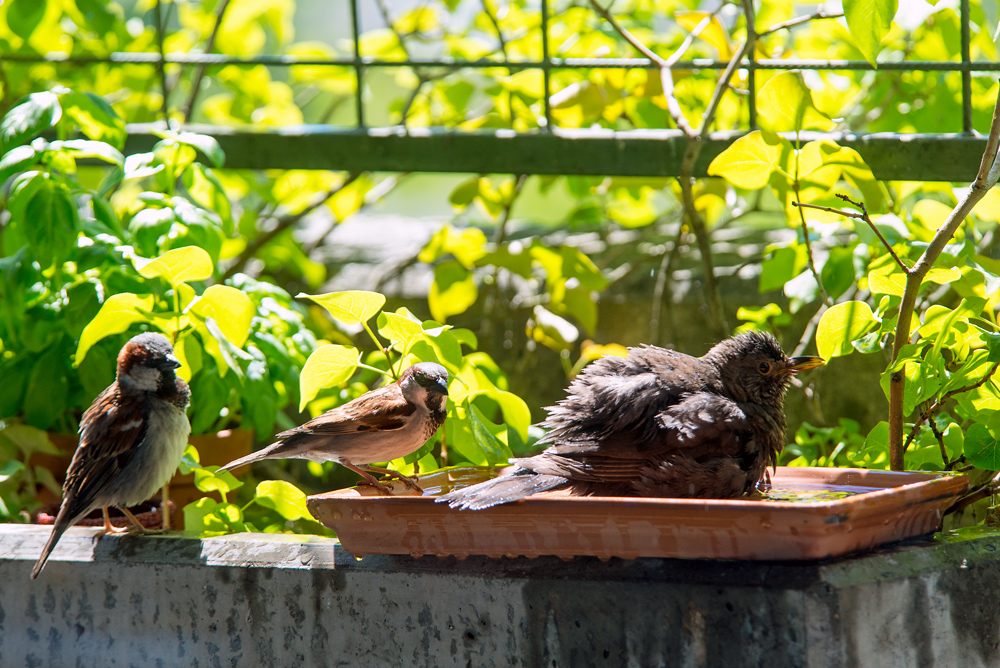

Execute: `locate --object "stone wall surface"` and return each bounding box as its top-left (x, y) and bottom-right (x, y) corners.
top-left (0, 525), bottom-right (998, 667)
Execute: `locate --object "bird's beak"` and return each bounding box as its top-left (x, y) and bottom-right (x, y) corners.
top-left (788, 356), bottom-right (824, 374)
top-left (434, 378), bottom-right (450, 395)
top-left (162, 354), bottom-right (182, 370)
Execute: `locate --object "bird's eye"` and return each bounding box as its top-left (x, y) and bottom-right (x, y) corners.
top-left (758, 361), bottom-right (771, 375)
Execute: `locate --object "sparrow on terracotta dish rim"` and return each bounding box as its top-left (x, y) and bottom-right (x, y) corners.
top-left (220, 362), bottom-right (449, 494)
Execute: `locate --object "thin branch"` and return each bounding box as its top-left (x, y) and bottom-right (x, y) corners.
top-left (221, 173), bottom-right (362, 281)
top-left (905, 362), bottom-right (1000, 449)
top-left (183, 0), bottom-right (233, 122)
top-left (758, 11), bottom-right (843, 37)
top-left (794, 183), bottom-right (832, 306)
top-left (304, 173), bottom-right (408, 255)
top-left (154, 0), bottom-right (171, 123)
top-left (793, 197), bottom-right (909, 274)
top-left (945, 469), bottom-right (1000, 516)
top-left (480, 0), bottom-right (508, 57)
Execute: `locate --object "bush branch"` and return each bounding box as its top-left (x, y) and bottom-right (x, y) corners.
top-left (793, 198), bottom-right (909, 274)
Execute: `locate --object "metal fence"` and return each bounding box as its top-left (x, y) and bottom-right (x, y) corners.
top-left (2, 0), bottom-right (996, 181)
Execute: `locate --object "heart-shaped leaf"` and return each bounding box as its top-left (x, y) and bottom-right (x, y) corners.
top-left (299, 290), bottom-right (385, 325)
top-left (76, 293), bottom-right (156, 364)
top-left (299, 344), bottom-right (361, 411)
top-left (136, 246), bottom-right (213, 286)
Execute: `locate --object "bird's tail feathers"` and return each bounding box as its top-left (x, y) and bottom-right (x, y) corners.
top-left (218, 440), bottom-right (288, 472)
top-left (31, 507), bottom-right (75, 580)
top-left (438, 470), bottom-right (567, 510)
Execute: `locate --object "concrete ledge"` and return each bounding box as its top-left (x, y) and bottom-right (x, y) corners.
top-left (2, 524), bottom-right (999, 667)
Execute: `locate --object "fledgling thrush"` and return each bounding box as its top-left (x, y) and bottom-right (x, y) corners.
top-left (440, 331), bottom-right (823, 510)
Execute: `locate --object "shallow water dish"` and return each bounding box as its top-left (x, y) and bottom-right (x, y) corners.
top-left (307, 467), bottom-right (969, 561)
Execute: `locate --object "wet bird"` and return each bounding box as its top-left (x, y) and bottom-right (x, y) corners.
top-left (32, 333), bottom-right (191, 579)
top-left (220, 362), bottom-right (449, 493)
top-left (441, 331), bottom-right (823, 510)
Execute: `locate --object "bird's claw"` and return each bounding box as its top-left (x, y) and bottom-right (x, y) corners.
top-left (355, 479), bottom-right (396, 496)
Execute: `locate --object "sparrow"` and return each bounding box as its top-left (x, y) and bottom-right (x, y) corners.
top-left (440, 331), bottom-right (824, 510)
top-left (220, 362), bottom-right (449, 493)
top-left (32, 332), bottom-right (191, 579)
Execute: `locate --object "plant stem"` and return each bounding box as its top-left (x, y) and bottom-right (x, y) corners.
top-left (362, 321), bottom-right (398, 380)
top-left (183, 0), bottom-right (233, 123)
top-left (154, 0), bottom-right (171, 124)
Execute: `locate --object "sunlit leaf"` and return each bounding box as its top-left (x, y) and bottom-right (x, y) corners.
top-left (844, 0), bottom-right (898, 66)
top-left (965, 424), bottom-right (1000, 470)
top-left (298, 290), bottom-right (385, 325)
top-left (135, 246), bottom-right (214, 286)
top-left (253, 480), bottom-right (313, 521)
top-left (816, 301), bottom-right (876, 359)
top-left (299, 344), bottom-right (360, 411)
top-left (76, 294), bottom-right (156, 364)
top-left (429, 261), bottom-right (477, 323)
top-left (707, 131), bottom-right (786, 189)
top-left (188, 285), bottom-right (254, 348)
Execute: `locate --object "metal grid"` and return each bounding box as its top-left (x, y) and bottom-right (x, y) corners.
top-left (1, 0), bottom-right (995, 178)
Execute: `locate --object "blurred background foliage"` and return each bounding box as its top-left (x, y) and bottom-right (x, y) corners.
top-left (2, 0), bottom-right (1000, 531)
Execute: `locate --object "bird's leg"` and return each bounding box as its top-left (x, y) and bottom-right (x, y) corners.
top-left (101, 507), bottom-right (131, 535)
top-left (340, 462), bottom-right (395, 495)
top-left (363, 465), bottom-right (424, 493)
top-left (161, 482), bottom-right (171, 531)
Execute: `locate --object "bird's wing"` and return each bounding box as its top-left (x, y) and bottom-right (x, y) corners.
top-left (653, 391), bottom-right (749, 457)
top-left (60, 386), bottom-right (149, 519)
top-left (537, 391), bottom-right (749, 483)
top-left (280, 383), bottom-right (416, 438)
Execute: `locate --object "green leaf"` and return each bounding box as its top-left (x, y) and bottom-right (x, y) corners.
top-left (23, 349), bottom-right (68, 431)
top-left (193, 467), bottom-right (244, 495)
top-left (815, 301), bottom-right (876, 359)
top-left (188, 285), bottom-right (254, 348)
top-left (298, 290), bottom-right (385, 326)
top-left (60, 91), bottom-right (126, 150)
top-left (759, 246), bottom-right (799, 293)
top-left (843, 0), bottom-right (898, 66)
top-left (757, 72), bottom-right (834, 132)
top-left (418, 225), bottom-right (488, 268)
top-left (925, 266), bottom-right (962, 285)
top-left (467, 403), bottom-right (513, 465)
top-left (965, 424), bottom-right (1000, 470)
top-left (175, 132), bottom-right (225, 168)
top-left (0, 423), bottom-right (60, 457)
top-left (7, 0), bottom-right (47, 41)
top-left (49, 139), bottom-right (124, 167)
top-left (0, 461), bottom-right (25, 484)
top-left (868, 262), bottom-right (907, 296)
top-left (76, 294), bottom-right (156, 365)
top-left (707, 131), bottom-right (786, 189)
top-left (1, 91), bottom-right (60, 150)
top-left (0, 145), bottom-right (38, 185)
top-left (299, 344), bottom-right (360, 411)
top-left (20, 177), bottom-right (78, 269)
top-left (429, 261), bottom-right (477, 323)
top-left (135, 246), bottom-right (214, 286)
top-left (378, 310), bottom-right (424, 354)
top-left (252, 480), bottom-right (313, 521)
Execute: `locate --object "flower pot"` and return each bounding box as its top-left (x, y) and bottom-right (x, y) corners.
top-left (170, 428), bottom-right (254, 528)
top-left (306, 466), bottom-right (969, 561)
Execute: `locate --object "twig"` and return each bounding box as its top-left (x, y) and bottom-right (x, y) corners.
top-left (480, 0), bottom-right (508, 56)
top-left (154, 0), bottom-right (171, 123)
top-left (905, 362), bottom-right (1000, 450)
top-left (304, 173), bottom-right (407, 255)
top-left (793, 181), bottom-right (832, 306)
top-left (758, 11), bottom-right (843, 37)
top-left (945, 470), bottom-right (1000, 515)
top-left (221, 173), bottom-right (362, 281)
top-left (183, 0), bottom-right (232, 122)
top-left (890, 89), bottom-right (1000, 468)
top-left (793, 196), bottom-right (909, 274)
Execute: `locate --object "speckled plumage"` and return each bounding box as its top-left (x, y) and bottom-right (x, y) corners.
top-left (32, 333), bottom-right (190, 579)
top-left (220, 362), bottom-right (449, 492)
top-left (441, 332), bottom-right (823, 510)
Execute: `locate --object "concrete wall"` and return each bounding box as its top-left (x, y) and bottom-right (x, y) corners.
top-left (1, 524), bottom-right (999, 667)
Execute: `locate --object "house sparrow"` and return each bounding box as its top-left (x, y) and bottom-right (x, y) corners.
top-left (220, 362), bottom-right (449, 493)
top-left (31, 332), bottom-right (191, 579)
top-left (441, 331), bottom-right (824, 510)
